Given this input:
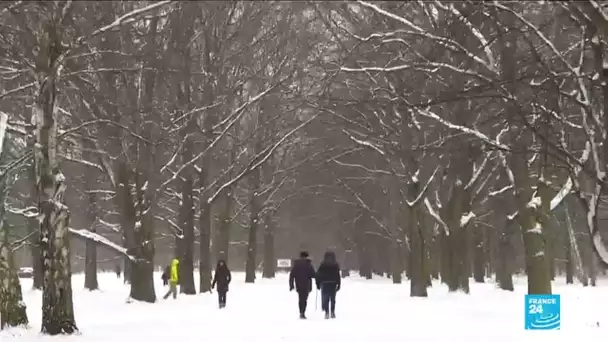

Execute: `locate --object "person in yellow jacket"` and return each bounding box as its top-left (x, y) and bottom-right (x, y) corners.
top-left (163, 257), bottom-right (180, 300)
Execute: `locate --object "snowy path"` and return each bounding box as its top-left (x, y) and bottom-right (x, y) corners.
top-left (1, 272), bottom-right (605, 341)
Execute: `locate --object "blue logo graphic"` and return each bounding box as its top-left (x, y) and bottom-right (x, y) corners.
top-left (525, 294), bottom-right (560, 330)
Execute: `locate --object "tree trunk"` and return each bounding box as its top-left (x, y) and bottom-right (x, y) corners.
top-left (589, 248), bottom-right (598, 287)
top-left (407, 181), bottom-right (427, 297)
top-left (177, 132), bottom-right (196, 294)
top-left (173, 5), bottom-right (196, 294)
top-left (199, 201), bottom-right (212, 292)
top-left (117, 164), bottom-right (135, 285)
top-left (544, 214), bottom-right (556, 281)
top-left (262, 212), bottom-right (276, 278)
top-left (354, 214), bottom-right (372, 279)
top-left (387, 177), bottom-right (402, 284)
top-left (497, 1), bottom-right (551, 295)
top-left (25, 136), bottom-right (43, 289)
top-left (215, 189), bottom-right (232, 262)
top-left (128, 199), bottom-right (156, 303)
top-left (565, 226), bottom-right (573, 284)
top-left (442, 179), bottom-right (471, 293)
top-left (125, 168), bottom-right (156, 302)
top-left (245, 166), bottom-right (261, 283)
top-left (564, 207), bottom-right (587, 285)
top-left (472, 224), bottom-right (485, 283)
top-left (34, 67), bottom-right (78, 335)
top-left (198, 164), bottom-right (212, 293)
top-left (84, 188), bottom-right (98, 291)
top-left (518, 206), bottom-right (552, 294)
top-left (495, 227), bottom-right (514, 291)
top-left (492, 193), bottom-right (515, 291)
top-left (0, 173), bottom-right (28, 329)
top-left (429, 234), bottom-right (439, 280)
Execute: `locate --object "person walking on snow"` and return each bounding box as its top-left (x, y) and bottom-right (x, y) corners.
top-left (316, 251), bottom-right (341, 319)
top-left (163, 257), bottom-right (180, 300)
top-left (211, 259), bottom-right (232, 308)
top-left (289, 251), bottom-right (316, 319)
top-left (161, 265), bottom-right (170, 286)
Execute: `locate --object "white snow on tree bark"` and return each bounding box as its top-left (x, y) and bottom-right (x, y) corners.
top-left (0, 112), bottom-right (7, 156)
top-left (460, 212), bottom-right (476, 228)
top-left (526, 196), bottom-right (541, 209)
top-left (526, 223), bottom-right (542, 235)
top-left (412, 169), bottom-right (420, 183)
top-left (488, 185), bottom-right (513, 197)
top-left (550, 141), bottom-right (590, 211)
top-left (424, 197), bottom-right (449, 235)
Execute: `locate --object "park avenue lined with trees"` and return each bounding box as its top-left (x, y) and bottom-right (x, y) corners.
top-left (1, 0), bottom-right (608, 335)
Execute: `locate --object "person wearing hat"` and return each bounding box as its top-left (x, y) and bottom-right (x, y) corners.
top-left (289, 251), bottom-right (316, 319)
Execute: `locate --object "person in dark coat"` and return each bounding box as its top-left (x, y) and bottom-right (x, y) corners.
top-left (289, 251), bottom-right (317, 319)
top-left (211, 259), bottom-right (232, 308)
top-left (316, 251), bottom-right (341, 319)
top-left (161, 265), bottom-right (170, 286)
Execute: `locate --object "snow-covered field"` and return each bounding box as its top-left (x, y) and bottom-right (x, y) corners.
top-left (1, 272), bottom-right (605, 341)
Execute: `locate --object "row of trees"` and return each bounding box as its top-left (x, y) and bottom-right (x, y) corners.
top-left (1, 0), bottom-right (608, 335)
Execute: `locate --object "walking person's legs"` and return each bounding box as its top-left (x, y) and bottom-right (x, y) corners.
top-left (329, 287), bottom-right (337, 318)
top-left (297, 291), bottom-right (309, 318)
top-left (218, 291), bottom-right (227, 308)
top-left (163, 282), bottom-right (175, 299)
top-left (321, 287), bottom-right (330, 318)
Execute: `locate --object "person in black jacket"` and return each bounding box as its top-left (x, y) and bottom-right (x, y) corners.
top-left (211, 260), bottom-right (232, 308)
top-left (161, 265), bottom-right (170, 286)
top-left (316, 251), bottom-right (341, 319)
top-left (289, 251), bottom-right (316, 319)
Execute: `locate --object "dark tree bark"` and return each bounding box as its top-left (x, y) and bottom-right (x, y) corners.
top-left (387, 177), bottom-right (402, 284)
top-left (472, 224), bottom-right (485, 283)
top-left (215, 188), bottom-right (232, 262)
top-left (497, 3), bottom-right (551, 295)
top-left (128, 173), bottom-right (156, 303)
top-left (565, 226), bottom-right (574, 284)
top-left (0, 160), bottom-right (28, 329)
top-left (245, 164), bottom-right (261, 283)
top-left (407, 181), bottom-right (427, 297)
top-left (26, 155), bottom-right (43, 289)
top-left (355, 214), bottom-right (372, 279)
top-left (34, 25), bottom-right (78, 334)
top-left (262, 211), bottom-right (276, 278)
top-left (117, 164), bottom-right (135, 285)
top-left (172, 2), bottom-right (196, 295)
top-left (84, 183), bottom-right (98, 291)
top-left (198, 170), bottom-right (212, 293)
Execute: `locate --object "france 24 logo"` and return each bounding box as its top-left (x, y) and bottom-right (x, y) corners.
top-left (525, 294), bottom-right (560, 330)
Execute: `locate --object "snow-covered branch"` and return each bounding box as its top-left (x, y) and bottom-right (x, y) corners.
top-left (406, 166), bottom-right (439, 208)
top-left (160, 81), bottom-right (283, 191)
top-left (207, 111), bottom-right (319, 204)
top-left (75, 1), bottom-right (174, 45)
top-left (424, 197), bottom-right (449, 235)
top-left (68, 228), bottom-right (138, 262)
top-left (413, 107), bottom-right (510, 151)
top-left (341, 129), bottom-right (385, 155)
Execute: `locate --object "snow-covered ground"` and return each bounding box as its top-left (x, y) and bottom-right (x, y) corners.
top-left (1, 272), bottom-right (605, 341)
